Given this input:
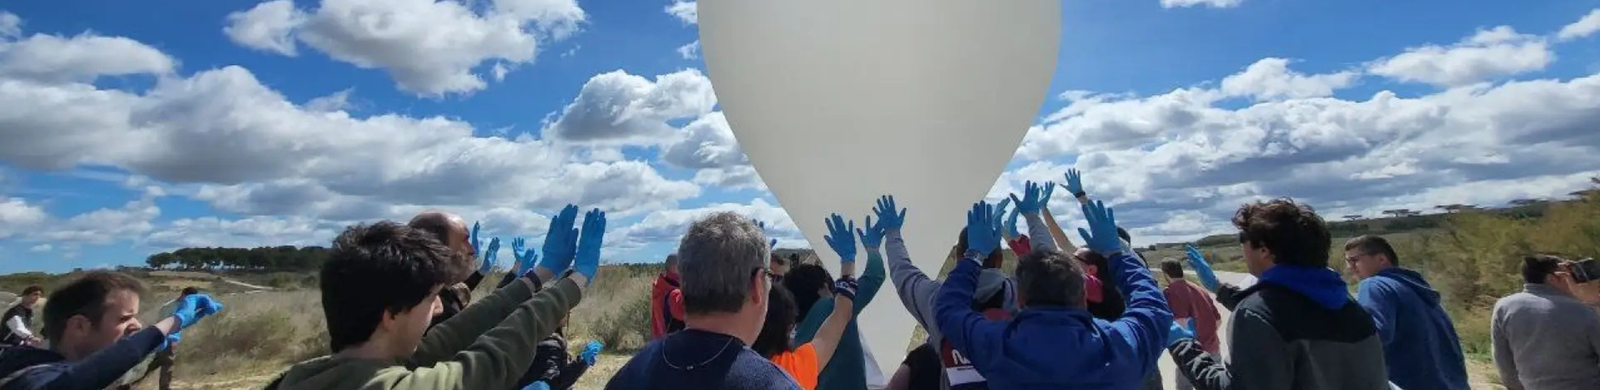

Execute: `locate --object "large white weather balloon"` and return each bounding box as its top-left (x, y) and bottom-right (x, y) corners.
top-left (698, 0), bottom-right (1061, 375)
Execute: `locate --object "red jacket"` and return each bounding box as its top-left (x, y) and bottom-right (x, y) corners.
top-left (649, 272), bottom-right (686, 340)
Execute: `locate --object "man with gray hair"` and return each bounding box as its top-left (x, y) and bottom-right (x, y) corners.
top-left (607, 212), bottom-right (800, 390)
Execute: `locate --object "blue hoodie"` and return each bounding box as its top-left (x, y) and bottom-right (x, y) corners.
top-left (1357, 267), bottom-right (1470, 390)
top-left (934, 251), bottom-right (1170, 390)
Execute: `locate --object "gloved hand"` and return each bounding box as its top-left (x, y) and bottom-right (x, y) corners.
top-left (1040, 181), bottom-right (1057, 211)
top-left (1075, 200), bottom-right (1122, 256)
top-left (172, 293), bottom-right (223, 330)
top-left (857, 215), bottom-right (885, 251)
top-left (1005, 206), bottom-right (1021, 238)
top-left (521, 381), bottom-right (551, 390)
top-left (1185, 244), bottom-right (1222, 292)
top-left (824, 214), bottom-right (857, 264)
top-left (469, 221), bottom-right (483, 260)
top-left (537, 205), bottom-right (581, 273)
top-left (580, 341), bottom-right (604, 365)
top-left (1010, 181), bottom-right (1045, 214)
top-left (479, 237), bottom-right (501, 274)
top-left (511, 237), bottom-right (539, 276)
top-left (574, 208), bottom-right (606, 284)
top-left (964, 201), bottom-right (1001, 259)
top-left (1062, 169), bottom-right (1086, 196)
top-left (990, 197), bottom-right (1011, 233)
top-left (833, 276), bottom-right (860, 301)
top-left (873, 195), bottom-right (906, 231)
top-left (1168, 321), bottom-right (1195, 347)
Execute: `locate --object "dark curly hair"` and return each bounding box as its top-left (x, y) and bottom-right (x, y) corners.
top-left (1233, 198), bottom-right (1332, 268)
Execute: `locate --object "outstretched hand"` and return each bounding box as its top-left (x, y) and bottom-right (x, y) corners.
top-left (755, 220), bottom-right (778, 249)
top-left (824, 214), bottom-right (858, 264)
top-left (964, 201), bottom-right (1001, 260)
top-left (469, 221), bottom-right (483, 260)
top-left (857, 215), bottom-right (885, 251)
top-left (1005, 206), bottom-right (1021, 238)
top-left (581, 341), bottom-right (604, 365)
top-left (1011, 181), bottom-right (1046, 214)
top-left (480, 237), bottom-right (501, 274)
top-left (873, 195), bottom-right (907, 231)
top-left (511, 237), bottom-right (539, 276)
top-left (1041, 181), bottom-right (1057, 211)
top-left (990, 198), bottom-right (1011, 233)
top-left (1076, 200), bottom-right (1122, 255)
top-left (574, 208), bottom-right (607, 285)
top-left (1185, 244), bottom-right (1222, 292)
top-left (1062, 169), bottom-right (1085, 196)
top-left (172, 293), bottom-right (224, 330)
top-left (537, 205), bottom-right (581, 274)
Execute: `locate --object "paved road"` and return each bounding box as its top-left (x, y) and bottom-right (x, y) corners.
top-left (1156, 271), bottom-right (1254, 390)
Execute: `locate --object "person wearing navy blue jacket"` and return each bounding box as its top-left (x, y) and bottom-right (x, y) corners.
top-left (935, 198), bottom-right (1171, 390)
top-left (1343, 235), bottom-right (1469, 390)
top-left (0, 271), bottom-right (223, 390)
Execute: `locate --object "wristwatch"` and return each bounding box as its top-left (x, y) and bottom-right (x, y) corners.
top-left (1073, 190), bottom-right (1088, 198)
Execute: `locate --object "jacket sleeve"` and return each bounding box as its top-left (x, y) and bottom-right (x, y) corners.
top-left (1214, 284), bottom-right (1244, 312)
top-left (1490, 302), bottom-right (1522, 390)
top-left (1022, 212), bottom-right (1058, 252)
top-left (1102, 251), bottom-right (1173, 374)
top-left (496, 271), bottom-right (518, 289)
top-left (5, 316), bottom-right (32, 339)
top-left (885, 229), bottom-right (945, 340)
top-left (1356, 279), bottom-right (1399, 346)
top-left (1170, 308), bottom-right (1293, 390)
top-left (463, 271), bottom-right (486, 291)
top-left (411, 276), bottom-right (537, 366)
top-left (852, 248), bottom-right (888, 313)
top-left (933, 259), bottom-right (1009, 370)
top-left (20, 326), bottom-right (167, 390)
top-left (531, 339), bottom-right (567, 383)
top-left (551, 358), bottom-right (591, 389)
top-left (386, 279), bottom-right (584, 390)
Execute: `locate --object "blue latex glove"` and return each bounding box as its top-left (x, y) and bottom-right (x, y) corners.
top-left (1075, 200), bottom-right (1122, 255)
top-left (823, 214), bottom-right (857, 264)
top-left (172, 293), bottom-right (223, 330)
top-left (574, 208), bottom-right (607, 283)
top-left (1005, 206), bottom-right (1021, 238)
top-left (479, 237), bottom-right (501, 274)
top-left (511, 237), bottom-right (539, 276)
top-left (964, 201), bottom-right (1001, 258)
top-left (873, 195), bottom-right (906, 231)
top-left (538, 205), bottom-right (581, 273)
top-left (521, 382), bottom-right (551, 390)
top-left (989, 197), bottom-right (1011, 233)
top-left (1168, 321), bottom-right (1195, 347)
top-left (1062, 168), bottom-right (1085, 196)
top-left (1041, 181), bottom-right (1057, 211)
top-left (469, 221), bottom-right (483, 260)
top-left (580, 341), bottom-right (604, 365)
top-left (1186, 244), bottom-right (1222, 292)
top-left (1010, 181), bottom-right (1045, 214)
top-left (857, 215), bottom-right (885, 250)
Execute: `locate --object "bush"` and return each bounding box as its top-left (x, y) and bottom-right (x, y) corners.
top-left (590, 288), bottom-right (652, 351)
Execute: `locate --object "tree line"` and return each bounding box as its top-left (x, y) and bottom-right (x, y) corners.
top-left (145, 245), bottom-right (330, 272)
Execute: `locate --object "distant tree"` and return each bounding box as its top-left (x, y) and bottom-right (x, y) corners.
top-left (1343, 214), bottom-right (1363, 221)
top-left (1436, 204), bottom-right (1478, 214)
top-left (143, 245), bottom-right (331, 272)
top-left (1509, 199), bottom-right (1542, 207)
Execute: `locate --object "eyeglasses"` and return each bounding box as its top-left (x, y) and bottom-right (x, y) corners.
top-left (751, 267), bottom-right (780, 284)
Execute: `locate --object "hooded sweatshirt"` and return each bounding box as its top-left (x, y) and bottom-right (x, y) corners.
top-left (264, 277), bottom-right (582, 390)
top-left (934, 248), bottom-right (1171, 390)
top-left (792, 243), bottom-right (886, 390)
top-left (1357, 268), bottom-right (1469, 390)
top-left (886, 229), bottom-right (1021, 390)
top-left (650, 271), bottom-right (686, 340)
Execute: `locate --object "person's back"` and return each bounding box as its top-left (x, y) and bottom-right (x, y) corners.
top-left (1357, 268), bottom-right (1469, 390)
top-left (1492, 284), bottom-right (1600, 390)
top-left (650, 254), bottom-right (686, 340)
top-left (1163, 278), bottom-right (1221, 353)
top-left (609, 329), bottom-right (798, 390)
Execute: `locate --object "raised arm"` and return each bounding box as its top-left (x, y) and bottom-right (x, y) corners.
top-left (934, 201), bottom-right (1010, 368)
top-left (796, 213), bottom-right (859, 343)
top-left (1010, 181), bottom-right (1059, 252)
top-left (401, 277), bottom-right (585, 390)
top-left (854, 212), bottom-right (889, 311)
top-left (812, 277), bottom-right (861, 369)
top-left (1078, 200), bottom-right (1171, 372)
top-left (1041, 207), bottom-right (1075, 252)
top-left (25, 295), bottom-right (223, 390)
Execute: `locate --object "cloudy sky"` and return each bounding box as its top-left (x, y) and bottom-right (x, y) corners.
top-left (1, 0), bottom-right (1598, 273)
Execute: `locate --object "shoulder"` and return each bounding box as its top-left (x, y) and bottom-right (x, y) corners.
top-left (731, 349), bottom-right (799, 385)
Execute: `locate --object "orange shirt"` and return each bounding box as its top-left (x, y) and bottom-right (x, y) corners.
top-left (770, 343), bottom-right (820, 390)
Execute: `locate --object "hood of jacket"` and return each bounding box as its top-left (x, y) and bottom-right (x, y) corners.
top-left (1373, 267), bottom-right (1441, 305)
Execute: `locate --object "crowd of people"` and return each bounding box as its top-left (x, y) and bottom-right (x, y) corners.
top-left (0, 168), bottom-right (1596, 390)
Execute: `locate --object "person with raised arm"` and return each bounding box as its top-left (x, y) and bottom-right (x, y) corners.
top-left (935, 199), bottom-right (1171, 389)
top-left (1342, 235), bottom-right (1469, 390)
top-left (753, 214), bottom-right (865, 390)
top-left (0, 272), bottom-right (223, 390)
top-left (1166, 198), bottom-right (1389, 390)
top-left (880, 194), bottom-right (1018, 390)
top-left (787, 212), bottom-right (886, 390)
top-left (265, 205), bottom-right (602, 390)
top-left (407, 213), bottom-right (497, 328)
top-left (606, 212), bottom-right (799, 390)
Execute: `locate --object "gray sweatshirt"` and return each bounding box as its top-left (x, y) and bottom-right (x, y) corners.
top-left (1491, 283), bottom-right (1600, 390)
top-left (886, 212), bottom-right (1054, 390)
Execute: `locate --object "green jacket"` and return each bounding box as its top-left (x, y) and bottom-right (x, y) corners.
top-left (266, 277), bottom-right (583, 390)
top-left (793, 249), bottom-right (886, 390)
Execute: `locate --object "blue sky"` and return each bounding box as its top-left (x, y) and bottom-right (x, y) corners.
top-left (2, 0), bottom-right (1599, 273)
